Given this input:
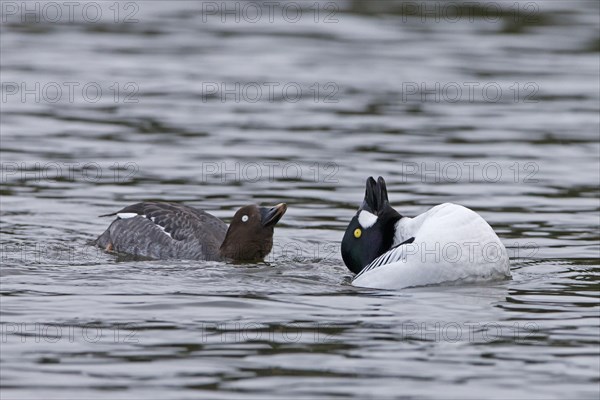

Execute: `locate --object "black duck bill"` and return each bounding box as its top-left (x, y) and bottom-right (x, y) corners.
top-left (260, 203), bottom-right (287, 227)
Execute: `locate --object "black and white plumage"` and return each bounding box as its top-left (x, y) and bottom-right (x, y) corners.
top-left (94, 201), bottom-right (287, 262)
top-left (355, 236), bottom-right (415, 277)
top-left (341, 177), bottom-right (511, 289)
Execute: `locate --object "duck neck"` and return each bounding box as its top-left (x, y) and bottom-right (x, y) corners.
top-left (219, 231), bottom-right (273, 262)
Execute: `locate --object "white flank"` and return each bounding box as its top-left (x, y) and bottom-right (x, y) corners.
top-left (358, 210), bottom-right (378, 229)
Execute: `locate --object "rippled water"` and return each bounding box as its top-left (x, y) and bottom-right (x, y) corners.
top-left (1, 1), bottom-right (599, 399)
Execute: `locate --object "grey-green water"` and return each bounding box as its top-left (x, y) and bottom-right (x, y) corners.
top-left (1, 1), bottom-right (599, 399)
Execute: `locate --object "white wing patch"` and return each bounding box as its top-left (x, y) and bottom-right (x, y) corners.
top-left (150, 217), bottom-right (172, 239)
top-left (155, 224), bottom-right (172, 239)
top-left (118, 213), bottom-right (146, 219)
top-left (117, 213), bottom-right (172, 239)
top-left (358, 210), bottom-right (378, 229)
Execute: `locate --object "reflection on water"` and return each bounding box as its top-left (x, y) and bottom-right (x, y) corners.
top-left (1, 1), bottom-right (599, 399)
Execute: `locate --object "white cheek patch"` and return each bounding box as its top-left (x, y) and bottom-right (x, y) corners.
top-left (358, 210), bottom-right (378, 229)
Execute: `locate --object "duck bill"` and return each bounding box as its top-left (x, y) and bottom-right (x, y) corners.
top-left (260, 203), bottom-right (287, 227)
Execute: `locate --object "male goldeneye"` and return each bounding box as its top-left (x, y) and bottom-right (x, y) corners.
top-left (341, 177), bottom-right (510, 289)
top-left (94, 202), bottom-right (287, 261)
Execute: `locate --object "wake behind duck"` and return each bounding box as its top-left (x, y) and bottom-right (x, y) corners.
top-left (341, 177), bottom-right (510, 289)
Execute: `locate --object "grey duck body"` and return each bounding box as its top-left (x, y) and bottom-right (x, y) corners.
top-left (94, 202), bottom-right (228, 261)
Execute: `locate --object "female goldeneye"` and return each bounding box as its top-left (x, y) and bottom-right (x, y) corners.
top-left (94, 202), bottom-right (287, 261)
top-left (341, 177), bottom-right (510, 289)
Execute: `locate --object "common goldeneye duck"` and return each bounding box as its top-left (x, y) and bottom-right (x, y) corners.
top-left (341, 177), bottom-right (511, 289)
top-left (94, 202), bottom-right (287, 262)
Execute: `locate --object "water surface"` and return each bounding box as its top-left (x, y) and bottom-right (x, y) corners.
top-left (1, 1), bottom-right (599, 399)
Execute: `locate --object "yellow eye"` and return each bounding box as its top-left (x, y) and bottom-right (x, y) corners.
top-left (354, 228), bottom-right (362, 238)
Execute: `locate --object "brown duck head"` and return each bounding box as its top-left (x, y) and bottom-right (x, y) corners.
top-left (219, 203), bottom-right (287, 261)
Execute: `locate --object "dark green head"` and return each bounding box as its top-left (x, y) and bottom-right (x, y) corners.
top-left (341, 176), bottom-right (401, 274)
